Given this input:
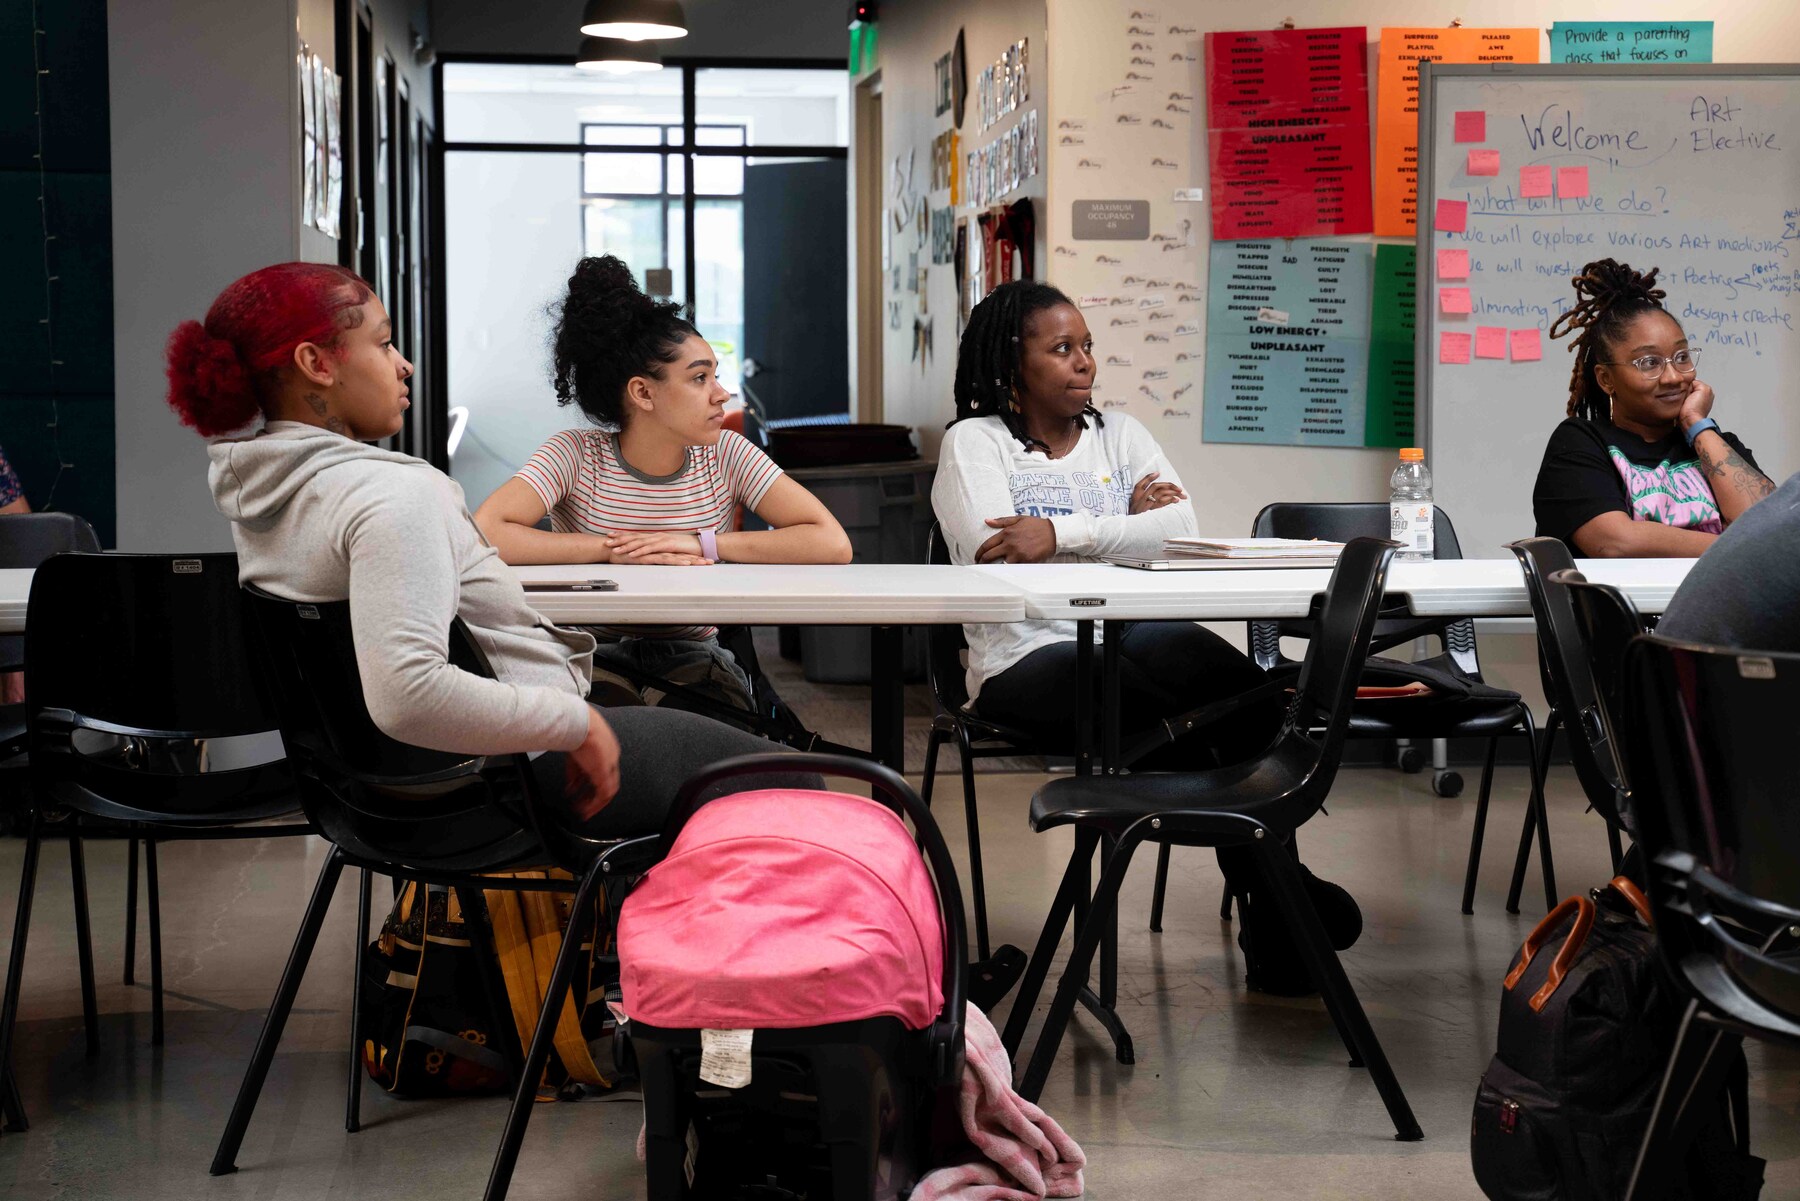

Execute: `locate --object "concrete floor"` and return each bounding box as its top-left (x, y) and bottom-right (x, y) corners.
top-left (2, 763), bottom-right (1797, 1199)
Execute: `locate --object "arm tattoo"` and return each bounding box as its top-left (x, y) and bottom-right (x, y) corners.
top-left (1698, 439), bottom-right (1776, 501)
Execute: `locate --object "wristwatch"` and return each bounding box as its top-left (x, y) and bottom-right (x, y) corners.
top-left (1683, 417), bottom-right (1720, 448)
top-left (698, 528), bottom-right (719, 560)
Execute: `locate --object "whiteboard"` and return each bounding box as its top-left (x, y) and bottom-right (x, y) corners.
top-left (1416, 63), bottom-right (1800, 557)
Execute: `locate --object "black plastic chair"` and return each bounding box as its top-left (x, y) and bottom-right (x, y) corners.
top-left (1507, 540), bottom-right (1631, 874)
top-left (1000, 538), bottom-right (1422, 1140)
top-left (210, 585), bottom-right (661, 1201)
top-left (0, 552), bottom-right (313, 1135)
top-left (630, 752), bottom-right (966, 1199)
top-left (918, 524), bottom-right (1055, 963)
top-left (1145, 501), bottom-right (1554, 921)
top-left (1619, 635), bottom-right (1800, 1199)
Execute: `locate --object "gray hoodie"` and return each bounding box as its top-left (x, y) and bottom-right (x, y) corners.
top-left (208, 421), bottom-right (596, 755)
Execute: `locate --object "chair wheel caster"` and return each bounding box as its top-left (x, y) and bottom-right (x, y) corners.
top-left (1432, 770), bottom-right (1464, 798)
top-left (1397, 747), bottom-right (1425, 774)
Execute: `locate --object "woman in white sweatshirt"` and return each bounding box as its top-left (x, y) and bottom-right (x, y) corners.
top-left (932, 281), bottom-right (1357, 995)
top-left (931, 280), bottom-right (1279, 762)
top-left (165, 262), bottom-right (816, 836)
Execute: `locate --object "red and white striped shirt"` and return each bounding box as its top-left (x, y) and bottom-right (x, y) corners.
top-left (515, 427), bottom-right (784, 639)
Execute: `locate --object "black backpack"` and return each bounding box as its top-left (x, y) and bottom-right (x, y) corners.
top-left (1471, 877), bottom-right (1764, 1200)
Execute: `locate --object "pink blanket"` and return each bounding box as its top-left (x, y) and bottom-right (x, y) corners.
top-left (911, 1004), bottom-right (1086, 1200)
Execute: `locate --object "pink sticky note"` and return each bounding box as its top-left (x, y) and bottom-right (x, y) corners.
top-left (1435, 198), bottom-right (1468, 233)
top-left (1437, 248), bottom-right (1470, 279)
top-left (1510, 328), bottom-right (1543, 361)
top-left (1519, 165), bottom-right (1553, 198)
top-left (1440, 287), bottom-right (1473, 315)
top-left (1440, 332), bottom-right (1472, 364)
top-left (1454, 111), bottom-right (1486, 142)
top-left (1557, 166), bottom-right (1589, 198)
top-left (1475, 326), bottom-right (1507, 359)
top-left (1468, 148), bottom-right (1501, 176)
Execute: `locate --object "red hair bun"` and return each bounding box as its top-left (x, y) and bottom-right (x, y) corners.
top-left (165, 320), bottom-right (259, 437)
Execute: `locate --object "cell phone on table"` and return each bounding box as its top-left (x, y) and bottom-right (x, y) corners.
top-left (522, 579), bottom-right (619, 592)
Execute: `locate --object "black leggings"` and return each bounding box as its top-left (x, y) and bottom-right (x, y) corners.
top-left (530, 704), bottom-right (825, 840)
top-left (976, 621), bottom-right (1283, 769)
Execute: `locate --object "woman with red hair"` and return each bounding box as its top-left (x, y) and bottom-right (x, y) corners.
top-left (167, 262), bottom-right (816, 833)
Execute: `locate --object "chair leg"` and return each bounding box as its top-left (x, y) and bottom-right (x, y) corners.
top-left (146, 838), bottom-right (165, 1047)
top-left (1148, 843), bottom-right (1171, 932)
top-left (1254, 833), bottom-right (1423, 1141)
top-left (123, 837), bottom-right (139, 985)
top-left (1017, 828), bottom-right (1145, 1103)
top-left (1608, 822), bottom-right (1625, 875)
top-left (1505, 710), bottom-right (1558, 915)
top-left (483, 859), bottom-right (608, 1201)
top-left (1099, 834), bottom-right (1119, 1008)
top-left (1000, 828), bottom-right (1100, 1062)
top-left (346, 868), bottom-right (372, 1134)
top-left (2, 1060), bottom-right (25, 1132)
top-left (1460, 737), bottom-right (1501, 915)
top-left (1625, 1001), bottom-right (1738, 1201)
top-left (0, 811), bottom-right (44, 1137)
top-left (67, 818), bottom-right (100, 1058)
top-left (209, 848), bottom-right (346, 1176)
top-left (955, 726), bottom-right (992, 963)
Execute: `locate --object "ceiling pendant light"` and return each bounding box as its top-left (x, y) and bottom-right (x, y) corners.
top-left (580, 0), bottom-right (689, 41)
top-left (575, 35), bottom-right (664, 74)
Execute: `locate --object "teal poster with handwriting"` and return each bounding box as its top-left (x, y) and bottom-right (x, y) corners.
top-left (1549, 22), bottom-right (1713, 64)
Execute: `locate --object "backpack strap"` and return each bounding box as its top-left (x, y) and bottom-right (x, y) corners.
top-left (1503, 895), bottom-right (1597, 1013)
top-left (1608, 875), bottom-right (1653, 926)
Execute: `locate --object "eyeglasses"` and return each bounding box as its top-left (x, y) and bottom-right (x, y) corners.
top-left (1602, 348), bottom-right (1702, 378)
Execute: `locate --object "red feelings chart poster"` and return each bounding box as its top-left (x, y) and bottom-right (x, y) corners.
top-left (1373, 27), bottom-right (1539, 236)
top-left (1203, 26), bottom-right (1374, 239)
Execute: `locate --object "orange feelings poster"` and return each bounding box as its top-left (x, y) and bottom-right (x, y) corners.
top-left (1374, 27), bottom-right (1539, 236)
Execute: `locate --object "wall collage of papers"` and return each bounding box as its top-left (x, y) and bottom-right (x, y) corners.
top-left (1059, 19), bottom-right (1711, 449)
top-left (298, 42), bottom-right (344, 238)
top-left (891, 33), bottom-right (1041, 370)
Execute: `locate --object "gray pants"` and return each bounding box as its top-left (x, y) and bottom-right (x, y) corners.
top-left (532, 704), bottom-right (824, 839)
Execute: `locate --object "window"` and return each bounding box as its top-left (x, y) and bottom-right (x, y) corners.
top-left (442, 60), bottom-right (847, 508)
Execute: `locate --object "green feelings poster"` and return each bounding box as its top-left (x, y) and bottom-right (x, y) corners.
top-left (1549, 21), bottom-right (1713, 64)
top-left (1364, 244), bottom-right (1416, 448)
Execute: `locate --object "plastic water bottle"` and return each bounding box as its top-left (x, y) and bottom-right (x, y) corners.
top-left (1389, 448), bottom-right (1434, 562)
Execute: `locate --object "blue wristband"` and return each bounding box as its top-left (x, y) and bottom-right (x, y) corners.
top-left (1683, 417), bottom-right (1719, 448)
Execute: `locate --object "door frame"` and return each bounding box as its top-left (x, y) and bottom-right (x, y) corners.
top-left (853, 71), bottom-right (883, 425)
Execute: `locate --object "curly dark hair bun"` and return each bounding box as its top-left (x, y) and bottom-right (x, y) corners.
top-left (552, 255), bottom-right (698, 429)
top-left (166, 320), bottom-right (260, 436)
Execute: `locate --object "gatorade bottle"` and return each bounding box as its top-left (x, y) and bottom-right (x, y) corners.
top-left (1389, 448), bottom-right (1434, 562)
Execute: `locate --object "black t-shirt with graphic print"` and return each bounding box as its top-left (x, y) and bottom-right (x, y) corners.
top-left (1532, 416), bottom-right (1758, 550)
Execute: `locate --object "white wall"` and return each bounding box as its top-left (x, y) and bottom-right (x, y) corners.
top-left (858, 0), bottom-right (1049, 455)
top-left (429, 0), bottom-right (848, 60)
top-left (110, 0), bottom-right (434, 551)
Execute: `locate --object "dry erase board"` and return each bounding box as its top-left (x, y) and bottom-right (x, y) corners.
top-left (1416, 63), bottom-right (1800, 557)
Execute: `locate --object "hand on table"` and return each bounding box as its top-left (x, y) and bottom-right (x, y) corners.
top-left (976, 515), bottom-right (1057, 564)
top-left (564, 706), bottom-right (622, 822)
top-left (604, 530), bottom-right (714, 566)
top-left (1130, 470), bottom-right (1187, 514)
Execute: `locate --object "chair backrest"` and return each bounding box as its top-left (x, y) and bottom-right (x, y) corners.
top-left (1559, 573), bottom-right (1646, 752)
top-left (23, 552), bottom-right (296, 824)
top-left (1506, 539), bottom-right (1628, 830)
top-left (241, 584), bottom-right (583, 871)
top-left (1624, 635), bottom-right (1800, 1036)
top-left (1249, 502), bottom-right (1479, 675)
top-left (0, 512), bottom-right (101, 672)
top-left (924, 524), bottom-right (973, 712)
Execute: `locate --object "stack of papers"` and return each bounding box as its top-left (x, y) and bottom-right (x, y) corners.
top-left (1106, 537), bottom-right (1345, 571)
top-left (1161, 538), bottom-right (1344, 560)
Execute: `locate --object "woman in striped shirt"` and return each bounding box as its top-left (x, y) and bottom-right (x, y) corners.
top-left (475, 255), bottom-right (850, 706)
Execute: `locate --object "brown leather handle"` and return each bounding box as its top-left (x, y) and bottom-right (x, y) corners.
top-left (1502, 895), bottom-right (1597, 1013)
top-left (1609, 876), bottom-right (1652, 927)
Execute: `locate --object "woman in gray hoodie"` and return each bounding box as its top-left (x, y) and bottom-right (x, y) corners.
top-left (166, 262), bottom-right (815, 833)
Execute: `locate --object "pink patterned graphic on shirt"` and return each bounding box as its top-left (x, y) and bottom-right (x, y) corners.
top-left (1608, 448), bottom-right (1722, 533)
